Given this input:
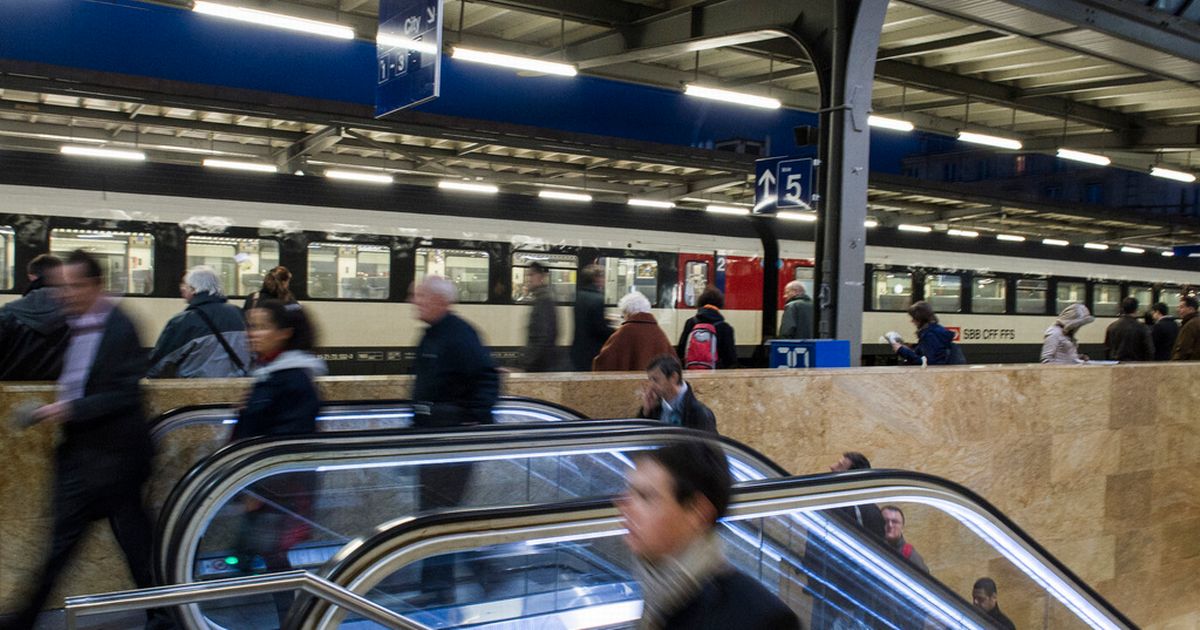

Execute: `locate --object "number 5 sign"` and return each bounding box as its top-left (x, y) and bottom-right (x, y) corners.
top-left (752, 156), bottom-right (814, 213)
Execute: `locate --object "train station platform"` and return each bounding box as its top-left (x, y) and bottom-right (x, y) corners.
top-left (1, 363), bottom-right (1196, 628)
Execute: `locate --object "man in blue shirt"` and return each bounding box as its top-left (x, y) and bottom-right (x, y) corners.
top-left (636, 354), bottom-right (716, 433)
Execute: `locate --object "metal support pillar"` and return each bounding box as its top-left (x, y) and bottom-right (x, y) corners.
top-left (811, 0), bottom-right (888, 365)
top-left (751, 215), bottom-right (780, 339)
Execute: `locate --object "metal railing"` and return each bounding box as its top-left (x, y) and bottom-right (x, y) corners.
top-left (64, 570), bottom-right (421, 630)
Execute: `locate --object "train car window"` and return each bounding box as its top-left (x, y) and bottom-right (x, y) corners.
top-left (0, 226), bottom-right (13, 290)
top-left (49, 229), bottom-right (154, 295)
top-left (599, 257), bottom-right (657, 305)
top-left (972, 275), bottom-right (1007, 313)
top-left (871, 270), bottom-right (912, 311)
top-left (415, 247), bottom-right (489, 303)
top-left (684, 261), bottom-right (710, 307)
top-left (511, 252), bottom-right (578, 303)
top-left (1056, 282), bottom-right (1086, 313)
top-left (185, 236), bottom-right (280, 297)
top-left (1159, 286), bottom-right (1182, 307)
top-left (925, 274), bottom-right (962, 313)
top-left (1129, 286), bottom-right (1152, 315)
top-left (1093, 283), bottom-right (1121, 316)
top-left (1016, 279), bottom-right (1048, 314)
top-left (307, 243), bottom-right (391, 300)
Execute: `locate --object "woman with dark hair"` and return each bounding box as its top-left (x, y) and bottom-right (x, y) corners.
top-left (677, 287), bottom-right (738, 369)
top-left (889, 301), bottom-right (961, 365)
top-left (243, 265), bottom-right (295, 312)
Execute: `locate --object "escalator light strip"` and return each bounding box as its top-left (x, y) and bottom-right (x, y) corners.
top-left (314, 446), bottom-right (655, 472)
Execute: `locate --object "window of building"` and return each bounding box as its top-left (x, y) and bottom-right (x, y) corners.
top-left (511, 251), bottom-right (578, 303)
top-left (307, 243), bottom-right (391, 300)
top-left (49, 229), bottom-right (155, 294)
top-left (872, 270), bottom-right (912, 311)
top-left (1129, 286), bottom-right (1153, 315)
top-left (972, 275), bottom-right (1007, 313)
top-left (683, 261), bottom-right (709, 307)
top-left (925, 274), bottom-right (962, 313)
top-left (599, 257), bottom-right (657, 305)
top-left (1015, 279), bottom-right (1048, 314)
top-left (1092, 283), bottom-right (1121, 317)
top-left (1056, 281), bottom-right (1086, 313)
top-left (414, 247), bottom-right (488, 303)
top-left (943, 163), bottom-right (958, 181)
top-left (0, 226), bottom-right (13, 290)
top-left (185, 236), bottom-right (280, 297)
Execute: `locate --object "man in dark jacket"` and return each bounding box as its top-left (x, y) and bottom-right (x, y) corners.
top-left (618, 441), bottom-right (800, 630)
top-left (522, 262), bottom-right (560, 371)
top-left (778, 280), bottom-right (814, 339)
top-left (570, 264), bottom-right (612, 370)
top-left (1171, 296), bottom-right (1200, 360)
top-left (972, 578), bottom-right (1016, 630)
top-left (636, 354), bottom-right (716, 433)
top-left (410, 275), bottom-right (501, 605)
top-left (1150, 302), bottom-right (1179, 362)
top-left (148, 265), bottom-right (250, 378)
top-left (0, 254), bottom-right (68, 380)
top-left (677, 287), bottom-right (738, 369)
top-left (6, 250), bottom-right (169, 630)
top-left (1104, 297), bottom-right (1154, 361)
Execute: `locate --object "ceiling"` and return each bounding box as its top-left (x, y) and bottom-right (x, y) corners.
top-left (2, 0), bottom-right (1200, 251)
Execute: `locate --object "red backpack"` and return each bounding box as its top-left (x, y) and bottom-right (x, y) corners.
top-left (684, 323), bottom-right (719, 369)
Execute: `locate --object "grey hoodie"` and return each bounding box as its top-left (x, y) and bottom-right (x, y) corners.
top-left (1041, 303), bottom-right (1094, 364)
top-left (251, 349), bottom-right (328, 380)
top-left (0, 286), bottom-right (69, 380)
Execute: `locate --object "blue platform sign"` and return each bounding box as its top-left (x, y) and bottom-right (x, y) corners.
top-left (753, 156), bottom-right (814, 214)
top-left (376, 0), bottom-right (442, 118)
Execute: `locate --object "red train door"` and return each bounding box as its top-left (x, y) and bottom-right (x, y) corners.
top-left (676, 253), bottom-right (715, 309)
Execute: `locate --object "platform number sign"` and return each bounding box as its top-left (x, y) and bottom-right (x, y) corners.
top-left (376, 0), bottom-right (442, 118)
top-left (753, 156), bottom-right (814, 214)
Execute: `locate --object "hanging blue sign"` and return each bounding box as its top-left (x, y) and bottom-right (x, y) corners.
top-left (376, 0), bottom-right (442, 118)
top-left (753, 156), bottom-right (814, 213)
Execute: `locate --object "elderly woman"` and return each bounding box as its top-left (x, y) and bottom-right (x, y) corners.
top-left (1041, 303), bottom-right (1094, 364)
top-left (592, 292), bottom-right (674, 371)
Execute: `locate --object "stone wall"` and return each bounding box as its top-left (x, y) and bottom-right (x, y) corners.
top-left (0, 364), bottom-right (1196, 628)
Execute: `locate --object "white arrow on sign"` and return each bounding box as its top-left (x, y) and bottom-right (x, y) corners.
top-left (757, 168), bottom-right (776, 200)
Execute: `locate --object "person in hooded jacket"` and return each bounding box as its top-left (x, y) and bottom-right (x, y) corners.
top-left (677, 287), bottom-right (738, 369)
top-left (0, 254), bottom-right (69, 381)
top-left (593, 292), bottom-right (674, 371)
top-left (1041, 303), bottom-right (1094, 364)
top-left (890, 301), bottom-right (958, 365)
top-left (229, 299), bottom-right (326, 625)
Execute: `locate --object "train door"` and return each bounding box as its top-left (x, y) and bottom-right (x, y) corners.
top-left (721, 255), bottom-right (763, 310)
top-left (676, 253), bottom-right (714, 309)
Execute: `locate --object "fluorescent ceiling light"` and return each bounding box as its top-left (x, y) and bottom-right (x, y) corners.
top-left (1083, 242), bottom-right (1109, 250)
top-left (1056, 148), bottom-right (1110, 166)
top-left (325, 169), bottom-right (393, 184)
top-left (947, 229), bottom-right (978, 238)
top-left (451, 47), bottom-right (577, 76)
top-left (996, 234), bottom-right (1026, 242)
top-left (684, 84), bottom-right (781, 110)
top-left (376, 33), bottom-right (438, 55)
top-left (438, 181), bottom-right (499, 194)
top-left (864, 219), bottom-right (879, 228)
top-left (627, 198), bottom-right (675, 209)
top-left (1162, 250), bottom-right (1175, 257)
top-left (538, 190), bottom-right (592, 202)
top-left (705, 205), bottom-right (750, 216)
top-left (1150, 166), bottom-right (1197, 183)
top-left (1120, 246), bottom-right (1145, 254)
top-left (958, 131), bottom-right (1022, 150)
top-left (1042, 238), bottom-right (1070, 247)
top-left (897, 224), bottom-right (932, 233)
top-left (192, 1), bottom-right (354, 39)
top-left (202, 158), bottom-right (278, 173)
top-left (868, 116), bottom-right (914, 132)
top-left (776, 211), bottom-right (818, 222)
top-left (60, 145), bottom-right (146, 161)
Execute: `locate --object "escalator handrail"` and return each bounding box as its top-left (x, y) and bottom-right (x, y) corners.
top-left (149, 395), bottom-right (588, 439)
top-left (308, 469), bottom-right (1135, 630)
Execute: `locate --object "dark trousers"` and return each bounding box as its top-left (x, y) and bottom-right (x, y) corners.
top-left (416, 462), bottom-right (476, 601)
top-left (5, 452), bottom-right (167, 630)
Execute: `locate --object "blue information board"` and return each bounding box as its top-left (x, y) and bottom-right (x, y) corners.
top-left (768, 339), bottom-right (851, 368)
top-left (376, 0), bottom-right (442, 118)
top-left (753, 156), bottom-right (814, 214)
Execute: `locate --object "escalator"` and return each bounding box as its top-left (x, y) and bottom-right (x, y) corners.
top-left (152, 420), bottom-right (1133, 629)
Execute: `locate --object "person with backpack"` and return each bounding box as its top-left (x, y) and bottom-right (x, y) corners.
top-left (677, 287), bottom-right (737, 369)
top-left (889, 301), bottom-right (965, 365)
top-left (592, 292), bottom-right (673, 371)
top-left (148, 266), bottom-right (250, 378)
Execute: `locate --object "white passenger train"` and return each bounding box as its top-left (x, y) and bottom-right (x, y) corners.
top-left (1, 172), bottom-right (1195, 372)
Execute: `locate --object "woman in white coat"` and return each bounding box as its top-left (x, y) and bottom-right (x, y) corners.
top-left (1041, 303), bottom-right (1094, 364)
